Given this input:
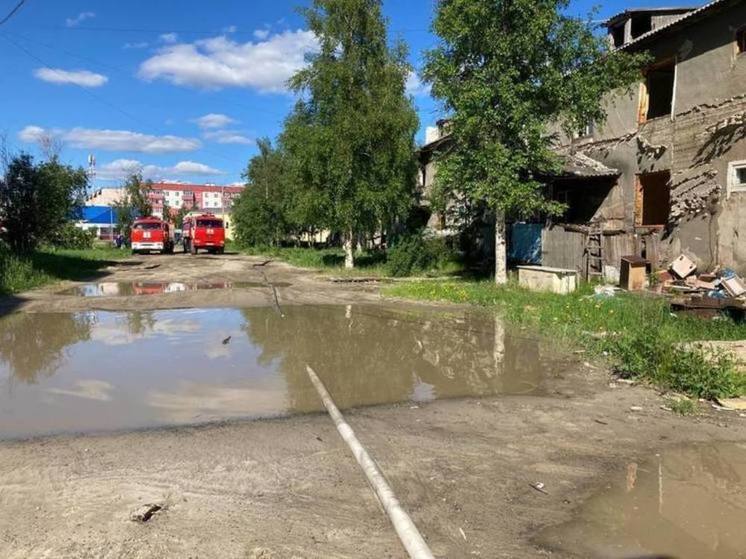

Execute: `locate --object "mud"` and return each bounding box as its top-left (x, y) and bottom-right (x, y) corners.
top-left (1, 252), bottom-right (745, 559)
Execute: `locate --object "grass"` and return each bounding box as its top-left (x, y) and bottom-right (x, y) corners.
top-left (667, 397), bottom-right (697, 416)
top-left (0, 245), bottom-right (129, 295)
top-left (385, 279), bottom-right (746, 400)
top-left (240, 245), bottom-right (463, 278)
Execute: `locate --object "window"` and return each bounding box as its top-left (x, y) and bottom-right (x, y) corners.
top-left (635, 171), bottom-right (671, 227)
top-left (573, 121), bottom-right (595, 139)
top-left (728, 161), bottom-right (746, 195)
top-left (639, 60), bottom-right (676, 122)
top-left (630, 14), bottom-right (652, 39)
top-left (737, 27), bottom-right (746, 55)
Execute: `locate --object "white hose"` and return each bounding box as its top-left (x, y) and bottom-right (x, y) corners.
top-left (306, 365), bottom-right (436, 559)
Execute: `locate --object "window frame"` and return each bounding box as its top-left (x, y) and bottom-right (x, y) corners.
top-left (638, 58), bottom-right (677, 124)
top-left (727, 160), bottom-right (746, 197)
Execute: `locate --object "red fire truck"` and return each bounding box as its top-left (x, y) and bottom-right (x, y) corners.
top-left (130, 217), bottom-right (175, 254)
top-left (182, 214), bottom-right (225, 254)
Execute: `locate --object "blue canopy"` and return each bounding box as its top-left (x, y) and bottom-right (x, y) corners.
top-left (81, 206), bottom-right (117, 225)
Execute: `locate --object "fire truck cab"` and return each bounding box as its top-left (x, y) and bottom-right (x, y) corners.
top-left (131, 217), bottom-right (175, 255)
top-left (182, 213), bottom-right (225, 255)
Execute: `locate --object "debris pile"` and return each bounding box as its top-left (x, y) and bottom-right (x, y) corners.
top-left (659, 254), bottom-right (746, 319)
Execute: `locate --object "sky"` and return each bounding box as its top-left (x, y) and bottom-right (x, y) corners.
top-left (0, 0), bottom-right (691, 188)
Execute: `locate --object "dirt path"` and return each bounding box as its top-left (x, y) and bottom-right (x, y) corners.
top-left (1, 252), bottom-right (745, 558)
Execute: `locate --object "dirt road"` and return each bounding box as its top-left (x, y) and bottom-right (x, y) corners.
top-left (1, 252), bottom-right (744, 558)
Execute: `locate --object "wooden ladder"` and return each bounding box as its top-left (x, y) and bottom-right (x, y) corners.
top-left (585, 227), bottom-right (604, 281)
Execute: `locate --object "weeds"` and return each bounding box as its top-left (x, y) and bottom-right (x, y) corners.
top-left (0, 245), bottom-right (128, 295)
top-left (385, 280), bottom-right (746, 399)
top-left (667, 398), bottom-right (697, 416)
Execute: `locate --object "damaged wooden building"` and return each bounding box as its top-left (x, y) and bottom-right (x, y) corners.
top-left (419, 0), bottom-right (746, 278)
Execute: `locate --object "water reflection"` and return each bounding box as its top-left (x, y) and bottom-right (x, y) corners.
top-left (242, 305), bottom-right (544, 413)
top-left (57, 281), bottom-right (288, 297)
top-left (0, 305), bottom-right (560, 438)
top-left (540, 443), bottom-right (746, 559)
top-left (0, 312), bottom-right (93, 383)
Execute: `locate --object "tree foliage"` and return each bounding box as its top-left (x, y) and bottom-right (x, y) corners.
top-left (423, 0), bottom-right (649, 277)
top-left (113, 173), bottom-right (153, 240)
top-left (0, 153), bottom-right (88, 253)
top-left (281, 0), bottom-right (419, 266)
top-left (233, 138), bottom-right (293, 247)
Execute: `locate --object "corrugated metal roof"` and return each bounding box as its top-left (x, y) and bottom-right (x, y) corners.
top-left (560, 153), bottom-right (620, 178)
top-left (616, 0), bottom-right (731, 50)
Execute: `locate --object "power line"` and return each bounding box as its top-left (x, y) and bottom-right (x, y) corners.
top-left (0, 0), bottom-right (27, 27)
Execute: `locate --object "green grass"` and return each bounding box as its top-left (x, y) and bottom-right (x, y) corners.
top-left (0, 245), bottom-right (129, 295)
top-left (667, 397), bottom-right (697, 416)
top-left (240, 246), bottom-right (462, 278)
top-left (385, 280), bottom-right (746, 400)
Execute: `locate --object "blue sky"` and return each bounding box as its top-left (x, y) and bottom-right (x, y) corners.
top-left (1, 0), bottom-right (689, 187)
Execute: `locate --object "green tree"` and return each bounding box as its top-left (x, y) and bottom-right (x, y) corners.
top-left (282, 0), bottom-right (419, 268)
top-left (113, 173), bottom-right (153, 240)
top-left (233, 138), bottom-right (291, 247)
top-left (0, 153), bottom-right (88, 253)
top-left (173, 206), bottom-right (190, 229)
top-left (424, 0), bottom-right (647, 283)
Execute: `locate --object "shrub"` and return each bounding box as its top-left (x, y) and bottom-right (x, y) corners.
top-left (386, 234), bottom-right (455, 277)
top-left (46, 223), bottom-right (94, 250)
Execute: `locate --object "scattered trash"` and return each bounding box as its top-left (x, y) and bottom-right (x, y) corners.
top-left (593, 285), bottom-right (620, 298)
top-left (629, 406), bottom-right (643, 412)
top-left (221, 336), bottom-right (232, 345)
top-left (722, 276), bottom-right (746, 298)
top-left (670, 254), bottom-right (697, 279)
top-left (529, 482), bottom-right (549, 495)
top-left (459, 527), bottom-right (467, 541)
top-left (715, 397), bottom-right (746, 411)
top-left (594, 418), bottom-right (608, 425)
top-left (130, 503), bottom-right (163, 523)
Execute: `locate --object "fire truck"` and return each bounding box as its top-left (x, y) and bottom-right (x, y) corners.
top-left (182, 213), bottom-right (226, 254)
top-left (130, 217), bottom-right (175, 255)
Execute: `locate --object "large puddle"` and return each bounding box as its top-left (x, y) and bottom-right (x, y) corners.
top-left (0, 305), bottom-right (563, 439)
top-left (57, 280), bottom-right (289, 297)
top-left (541, 442), bottom-right (746, 559)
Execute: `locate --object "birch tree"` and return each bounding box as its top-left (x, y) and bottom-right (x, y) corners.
top-left (424, 0), bottom-right (647, 283)
top-left (283, 0), bottom-right (419, 268)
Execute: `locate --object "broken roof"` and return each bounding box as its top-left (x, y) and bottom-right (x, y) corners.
top-left (605, 6), bottom-right (697, 26)
top-left (614, 0), bottom-right (735, 50)
top-left (559, 153), bottom-right (620, 178)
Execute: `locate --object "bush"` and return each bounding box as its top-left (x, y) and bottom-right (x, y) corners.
top-left (386, 234), bottom-right (455, 277)
top-left (46, 223), bottom-right (94, 250)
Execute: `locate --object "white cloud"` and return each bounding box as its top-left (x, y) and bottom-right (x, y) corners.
top-left (97, 158), bottom-right (224, 181)
top-left (223, 25), bottom-right (237, 34)
top-left (124, 41), bottom-right (149, 50)
top-left (406, 72), bottom-right (431, 97)
top-left (19, 125), bottom-right (200, 153)
top-left (253, 29), bottom-right (270, 40)
top-left (33, 67), bottom-right (108, 88)
top-left (159, 32), bottom-right (178, 44)
top-left (65, 11), bottom-right (95, 27)
top-left (138, 30), bottom-right (319, 93)
top-left (203, 129), bottom-right (254, 145)
top-left (193, 113), bottom-right (236, 129)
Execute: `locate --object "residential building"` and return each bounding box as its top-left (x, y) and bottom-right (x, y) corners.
top-left (419, 0), bottom-right (746, 276)
top-left (148, 183), bottom-right (244, 218)
top-left (547, 0), bottom-right (746, 277)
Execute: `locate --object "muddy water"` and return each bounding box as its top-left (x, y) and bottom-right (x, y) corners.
top-left (57, 280), bottom-right (290, 296)
top-left (0, 305), bottom-right (564, 439)
top-left (541, 442), bottom-right (746, 559)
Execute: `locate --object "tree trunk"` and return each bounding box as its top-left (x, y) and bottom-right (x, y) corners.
top-left (494, 210), bottom-right (508, 285)
top-left (344, 229), bottom-right (355, 269)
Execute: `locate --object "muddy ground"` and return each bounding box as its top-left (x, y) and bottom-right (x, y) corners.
top-left (1, 252), bottom-right (745, 559)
